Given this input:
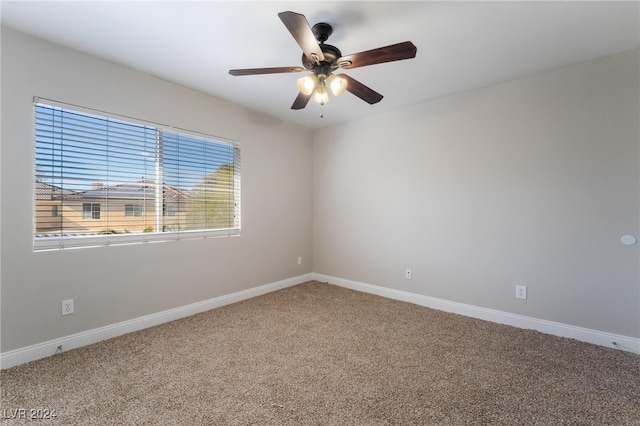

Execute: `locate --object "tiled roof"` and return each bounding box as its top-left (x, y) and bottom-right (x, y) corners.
top-left (36, 180), bottom-right (187, 201)
top-left (70, 180), bottom-right (187, 201)
top-left (35, 182), bottom-right (77, 200)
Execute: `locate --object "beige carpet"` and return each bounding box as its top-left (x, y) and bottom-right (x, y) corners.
top-left (1, 281), bottom-right (639, 425)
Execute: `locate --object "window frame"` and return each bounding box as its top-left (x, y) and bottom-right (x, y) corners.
top-left (82, 203), bottom-right (101, 220)
top-left (124, 204), bottom-right (143, 217)
top-left (33, 98), bottom-right (241, 251)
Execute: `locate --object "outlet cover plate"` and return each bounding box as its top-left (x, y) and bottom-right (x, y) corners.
top-left (62, 299), bottom-right (74, 315)
top-left (516, 285), bottom-right (527, 300)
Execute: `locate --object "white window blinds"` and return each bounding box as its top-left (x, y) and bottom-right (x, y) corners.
top-left (34, 101), bottom-right (241, 250)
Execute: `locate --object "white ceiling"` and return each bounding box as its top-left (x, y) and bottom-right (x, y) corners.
top-left (2, 1), bottom-right (639, 129)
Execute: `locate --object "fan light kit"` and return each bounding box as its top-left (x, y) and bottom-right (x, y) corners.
top-left (229, 11), bottom-right (417, 110)
top-left (297, 74), bottom-right (348, 105)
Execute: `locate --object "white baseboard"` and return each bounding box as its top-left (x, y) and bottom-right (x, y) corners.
top-left (0, 273), bottom-right (312, 370)
top-left (3, 271), bottom-right (636, 369)
top-left (312, 273), bottom-right (640, 355)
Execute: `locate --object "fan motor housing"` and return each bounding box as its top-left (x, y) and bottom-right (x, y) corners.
top-left (301, 22), bottom-right (342, 73)
top-left (302, 44), bottom-right (342, 72)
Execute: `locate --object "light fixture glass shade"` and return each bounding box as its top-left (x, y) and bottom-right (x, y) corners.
top-left (327, 74), bottom-right (348, 96)
top-left (297, 74), bottom-right (319, 96)
top-left (312, 84), bottom-right (330, 105)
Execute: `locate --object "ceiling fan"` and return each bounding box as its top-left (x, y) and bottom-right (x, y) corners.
top-left (229, 11), bottom-right (417, 110)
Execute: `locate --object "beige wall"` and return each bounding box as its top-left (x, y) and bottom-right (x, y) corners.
top-left (313, 50), bottom-right (640, 338)
top-left (1, 27), bottom-right (313, 352)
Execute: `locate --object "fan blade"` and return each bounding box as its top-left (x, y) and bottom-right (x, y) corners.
top-left (291, 92), bottom-right (311, 110)
top-left (229, 66), bottom-right (305, 76)
top-left (341, 74), bottom-right (383, 104)
top-left (278, 11), bottom-right (324, 63)
top-left (337, 41), bottom-right (417, 70)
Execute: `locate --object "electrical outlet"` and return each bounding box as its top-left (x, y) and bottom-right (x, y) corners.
top-left (516, 285), bottom-right (527, 300)
top-left (297, 256), bottom-right (302, 265)
top-left (62, 299), bottom-right (74, 315)
top-left (405, 269), bottom-right (412, 279)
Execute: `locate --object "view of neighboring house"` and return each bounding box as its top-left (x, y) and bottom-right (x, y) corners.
top-left (35, 179), bottom-right (189, 236)
top-left (33, 100), bottom-right (240, 242)
top-left (34, 182), bottom-right (78, 233)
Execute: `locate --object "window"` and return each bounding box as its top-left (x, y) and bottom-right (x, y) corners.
top-left (125, 204), bottom-right (143, 217)
top-left (82, 203), bottom-right (101, 219)
top-left (34, 100), bottom-right (241, 250)
top-left (163, 202), bottom-right (178, 217)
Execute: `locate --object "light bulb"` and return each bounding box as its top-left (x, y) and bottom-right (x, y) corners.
top-left (327, 74), bottom-right (348, 96)
top-left (312, 84), bottom-right (330, 105)
top-left (297, 75), bottom-right (318, 96)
